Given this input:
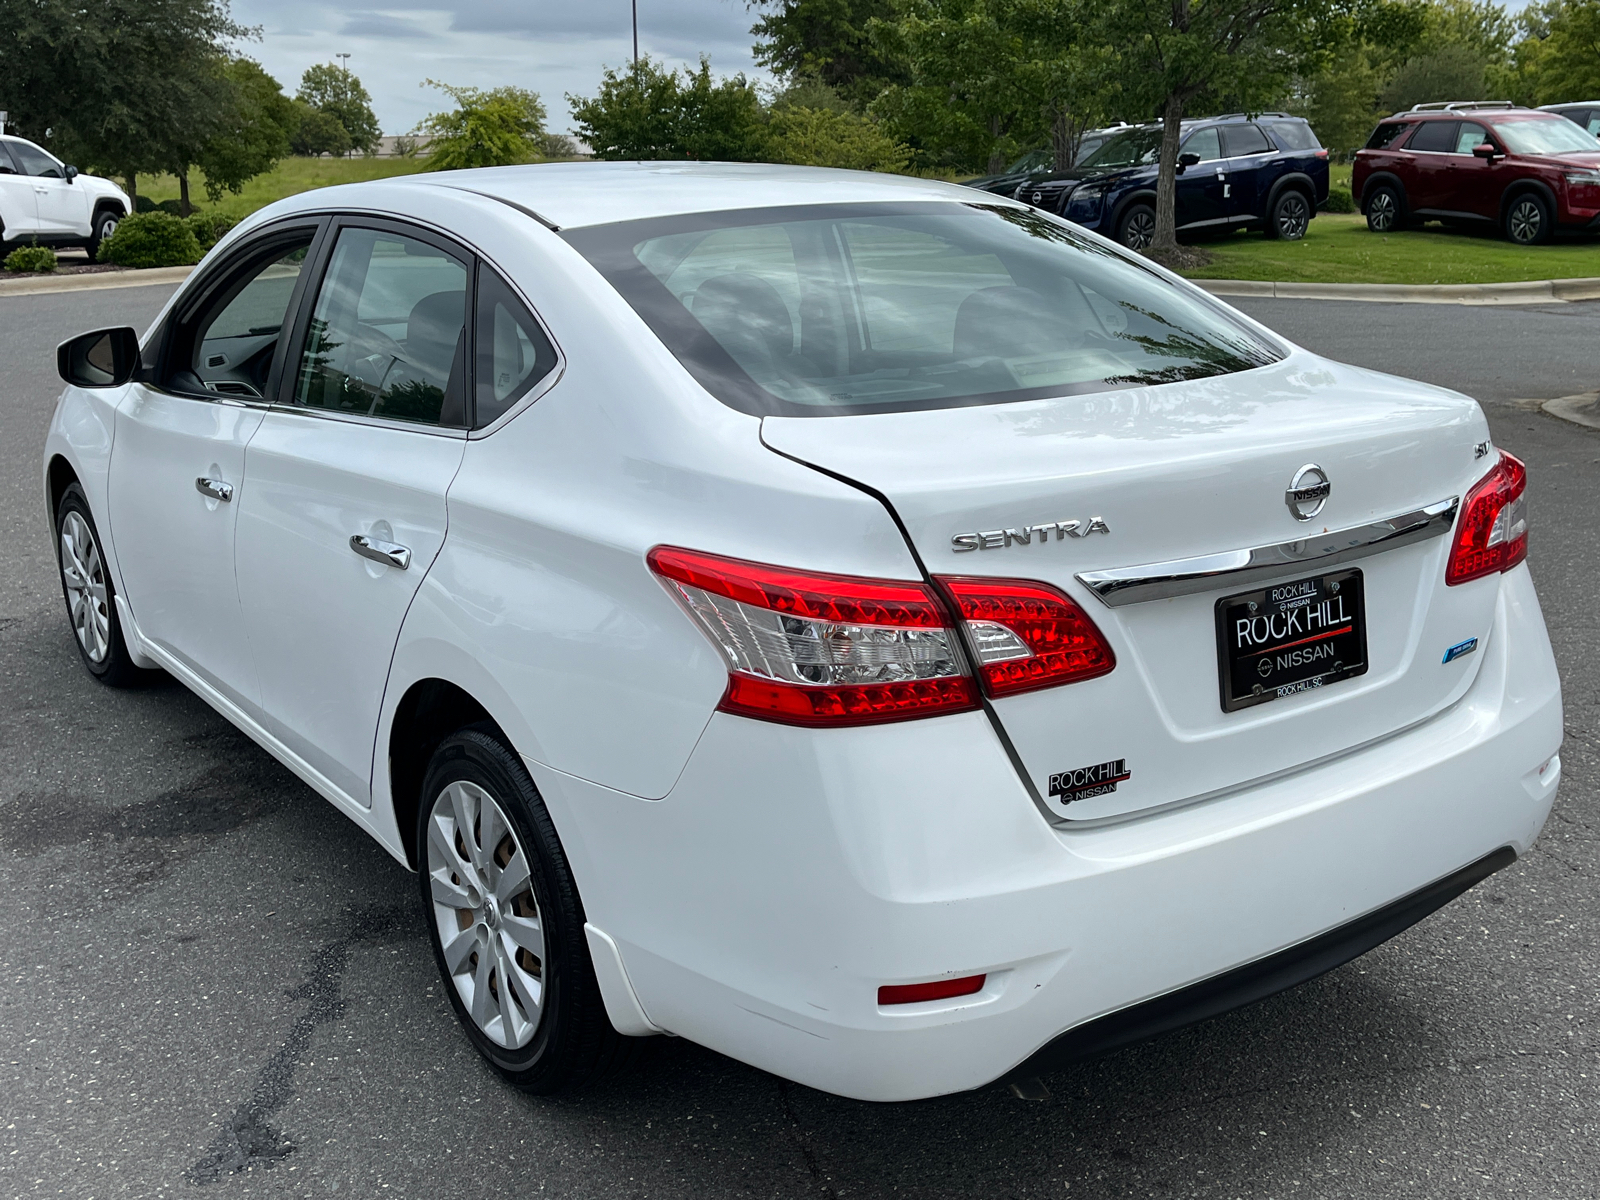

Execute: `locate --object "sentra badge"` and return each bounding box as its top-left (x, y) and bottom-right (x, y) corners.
top-left (952, 518), bottom-right (1109, 552)
top-left (1048, 758), bottom-right (1130, 805)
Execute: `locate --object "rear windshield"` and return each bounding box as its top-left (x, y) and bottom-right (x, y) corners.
top-left (1269, 121), bottom-right (1322, 151)
top-left (562, 202), bottom-right (1281, 418)
top-left (1489, 115), bottom-right (1600, 155)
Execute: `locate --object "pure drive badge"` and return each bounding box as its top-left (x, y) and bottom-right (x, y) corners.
top-left (1048, 758), bottom-right (1130, 805)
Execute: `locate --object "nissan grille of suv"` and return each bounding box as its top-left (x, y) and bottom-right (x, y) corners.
top-left (1013, 114), bottom-right (1330, 248)
top-left (44, 162), bottom-right (1561, 1101)
top-left (1354, 101), bottom-right (1600, 244)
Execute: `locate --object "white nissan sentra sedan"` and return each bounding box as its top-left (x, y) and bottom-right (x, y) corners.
top-left (42, 163), bottom-right (1562, 1101)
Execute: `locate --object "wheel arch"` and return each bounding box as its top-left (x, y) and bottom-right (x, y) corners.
top-left (1108, 189), bottom-right (1158, 235)
top-left (1360, 171), bottom-right (1407, 212)
top-left (1267, 172), bottom-right (1317, 212)
top-left (1499, 178), bottom-right (1558, 220)
top-left (46, 454), bottom-right (80, 524)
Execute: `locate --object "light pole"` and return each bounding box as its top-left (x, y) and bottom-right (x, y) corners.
top-left (631, 1), bottom-right (638, 68)
top-left (336, 52), bottom-right (351, 73)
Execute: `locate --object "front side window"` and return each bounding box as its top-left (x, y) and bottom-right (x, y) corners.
top-left (1454, 122), bottom-right (1493, 154)
top-left (294, 227), bottom-right (469, 427)
top-left (187, 236), bottom-right (315, 398)
top-left (1490, 115), bottom-right (1600, 155)
top-left (9, 139), bottom-right (63, 178)
top-left (1181, 128), bottom-right (1223, 162)
top-left (1222, 124), bottom-right (1274, 157)
top-left (564, 202), bottom-right (1281, 417)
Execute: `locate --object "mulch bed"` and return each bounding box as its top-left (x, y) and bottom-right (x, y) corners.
top-left (1140, 244), bottom-right (1215, 271)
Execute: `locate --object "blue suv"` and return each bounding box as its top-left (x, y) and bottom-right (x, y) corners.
top-left (1011, 114), bottom-right (1330, 249)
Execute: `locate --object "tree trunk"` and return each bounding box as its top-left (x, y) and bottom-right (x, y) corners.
top-left (1151, 93), bottom-right (1186, 252)
top-left (124, 174), bottom-right (138, 201)
top-left (178, 171), bottom-right (192, 217)
top-left (987, 115), bottom-right (1006, 175)
top-left (1051, 108), bottom-right (1083, 173)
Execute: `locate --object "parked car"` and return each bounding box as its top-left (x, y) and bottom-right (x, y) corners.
top-left (44, 163), bottom-right (1561, 1101)
top-left (1013, 114), bottom-right (1329, 248)
top-left (1354, 101), bottom-right (1600, 244)
top-left (962, 125), bottom-right (1131, 197)
top-left (1539, 102), bottom-right (1600, 138)
top-left (0, 135), bottom-right (129, 258)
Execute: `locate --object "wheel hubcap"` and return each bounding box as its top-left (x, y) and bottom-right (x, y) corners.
top-left (1371, 195), bottom-right (1395, 230)
top-left (1510, 201), bottom-right (1540, 243)
top-left (1280, 197), bottom-right (1308, 238)
top-left (426, 780), bottom-right (544, 1049)
top-left (1125, 212), bottom-right (1155, 250)
top-left (60, 511), bottom-right (110, 663)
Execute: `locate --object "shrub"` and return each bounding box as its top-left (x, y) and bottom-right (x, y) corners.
top-left (96, 212), bottom-right (204, 268)
top-left (1323, 185), bottom-right (1356, 214)
top-left (4, 243), bottom-right (58, 273)
top-left (155, 199), bottom-right (185, 217)
top-left (185, 211), bottom-right (239, 250)
top-left (134, 195), bottom-right (157, 213)
top-left (767, 105), bottom-right (912, 173)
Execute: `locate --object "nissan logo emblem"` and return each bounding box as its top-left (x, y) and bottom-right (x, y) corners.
top-left (1285, 464), bottom-right (1331, 522)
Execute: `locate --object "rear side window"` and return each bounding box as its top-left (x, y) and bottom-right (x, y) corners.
top-left (1268, 121), bottom-right (1321, 151)
top-left (0, 142), bottom-right (18, 173)
top-left (1366, 122), bottom-right (1412, 149)
top-left (1222, 124), bottom-right (1274, 156)
top-left (1408, 121), bottom-right (1459, 153)
top-left (474, 267), bottom-right (559, 427)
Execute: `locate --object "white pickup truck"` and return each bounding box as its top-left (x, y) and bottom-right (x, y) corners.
top-left (0, 135), bottom-right (131, 259)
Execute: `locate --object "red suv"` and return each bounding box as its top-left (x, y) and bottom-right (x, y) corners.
top-left (1354, 102), bottom-right (1600, 244)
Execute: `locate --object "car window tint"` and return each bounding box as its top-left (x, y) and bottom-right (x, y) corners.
top-left (474, 266), bottom-right (559, 427)
top-left (1366, 122), bottom-right (1411, 149)
top-left (191, 238), bottom-right (314, 399)
top-left (1181, 128), bottom-right (1222, 162)
top-left (1454, 122), bottom-right (1492, 154)
top-left (294, 227), bottom-right (468, 427)
top-left (9, 140), bottom-right (63, 178)
top-left (0, 142), bottom-right (18, 173)
top-left (1222, 124), bottom-right (1273, 156)
top-left (1268, 121), bottom-right (1321, 151)
top-left (1408, 121), bottom-right (1459, 153)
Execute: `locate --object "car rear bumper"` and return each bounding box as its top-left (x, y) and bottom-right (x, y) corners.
top-left (532, 564), bottom-right (1561, 1101)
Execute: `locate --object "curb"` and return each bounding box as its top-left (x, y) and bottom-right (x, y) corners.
top-left (1194, 276), bottom-right (1600, 306)
top-left (1541, 391), bottom-right (1600, 431)
top-left (0, 265), bottom-right (195, 298)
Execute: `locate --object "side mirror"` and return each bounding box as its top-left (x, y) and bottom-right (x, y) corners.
top-left (64, 164), bottom-right (79, 181)
top-left (1177, 152), bottom-right (1201, 175)
top-left (1472, 142), bottom-right (1499, 160)
top-left (57, 327), bottom-right (140, 388)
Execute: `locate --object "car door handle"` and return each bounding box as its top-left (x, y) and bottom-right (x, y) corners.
top-left (349, 534), bottom-right (411, 570)
top-left (195, 476), bottom-right (233, 502)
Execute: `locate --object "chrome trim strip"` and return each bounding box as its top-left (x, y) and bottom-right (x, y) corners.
top-left (1075, 496), bottom-right (1459, 607)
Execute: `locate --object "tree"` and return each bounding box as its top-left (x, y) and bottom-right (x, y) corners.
top-left (767, 102), bottom-right (913, 168)
top-left (297, 63), bottom-right (382, 154)
top-left (290, 104), bottom-right (353, 157)
top-left (569, 58), bottom-right (769, 161)
top-left (750, 0), bottom-right (911, 107)
top-left (194, 59), bottom-right (295, 203)
top-left (1379, 43), bottom-right (1489, 109)
top-left (1504, 0), bottom-right (1600, 105)
top-left (418, 82), bottom-right (548, 171)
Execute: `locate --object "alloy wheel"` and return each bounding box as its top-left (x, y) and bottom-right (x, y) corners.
top-left (1122, 209), bottom-right (1156, 250)
top-left (1368, 192), bottom-right (1396, 232)
top-left (59, 510), bottom-right (110, 664)
top-left (425, 779), bottom-right (545, 1049)
top-left (1508, 199), bottom-right (1543, 244)
top-left (98, 214), bottom-right (119, 241)
top-left (1277, 194), bottom-right (1310, 239)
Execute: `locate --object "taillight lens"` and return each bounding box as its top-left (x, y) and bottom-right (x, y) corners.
top-left (1446, 451), bottom-right (1528, 586)
top-left (937, 576), bottom-right (1116, 697)
top-left (647, 546), bottom-right (979, 727)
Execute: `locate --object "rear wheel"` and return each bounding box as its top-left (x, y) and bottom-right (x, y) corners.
top-left (418, 727), bottom-right (636, 1093)
top-left (85, 207), bottom-right (121, 260)
top-left (1116, 203), bottom-right (1156, 251)
top-left (1364, 184), bottom-right (1405, 233)
top-left (55, 483), bottom-right (146, 686)
top-left (1267, 190), bottom-right (1311, 240)
top-left (1504, 193), bottom-right (1553, 245)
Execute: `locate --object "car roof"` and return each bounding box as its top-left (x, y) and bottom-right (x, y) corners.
top-left (282, 162), bottom-right (1022, 231)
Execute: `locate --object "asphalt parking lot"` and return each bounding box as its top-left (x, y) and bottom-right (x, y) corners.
top-left (2, 282), bottom-right (1596, 1199)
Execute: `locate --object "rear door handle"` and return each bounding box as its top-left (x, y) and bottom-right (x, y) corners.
top-left (349, 534), bottom-right (411, 570)
top-left (195, 476), bottom-right (233, 502)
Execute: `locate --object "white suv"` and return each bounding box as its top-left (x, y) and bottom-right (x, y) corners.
top-left (0, 135), bottom-right (130, 258)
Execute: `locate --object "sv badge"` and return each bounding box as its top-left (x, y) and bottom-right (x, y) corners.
top-left (952, 518), bottom-right (1109, 552)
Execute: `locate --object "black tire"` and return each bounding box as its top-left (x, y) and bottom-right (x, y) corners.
top-left (1267, 189), bottom-right (1311, 240)
top-left (1116, 203), bottom-right (1156, 250)
top-left (54, 483), bottom-right (148, 687)
top-left (1365, 184), bottom-right (1406, 233)
top-left (416, 727), bottom-right (636, 1093)
top-left (84, 206), bottom-right (122, 261)
top-left (1504, 192), bottom-right (1553, 245)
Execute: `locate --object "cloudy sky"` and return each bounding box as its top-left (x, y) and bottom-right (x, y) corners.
top-left (228, 0), bottom-right (772, 137)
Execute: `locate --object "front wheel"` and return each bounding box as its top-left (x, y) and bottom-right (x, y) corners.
top-left (55, 483), bottom-right (148, 686)
top-left (1504, 193), bottom-right (1553, 245)
top-left (1116, 203), bottom-right (1156, 251)
top-left (85, 208), bottom-right (121, 261)
top-left (1365, 185), bottom-right (1405, 233)
top-left (418, 727), bottom-right (636, 1093)
top-left (1267, 190), bottom-right (1311, 240)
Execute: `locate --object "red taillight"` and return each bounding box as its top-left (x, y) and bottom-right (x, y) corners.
top-left (1446, 451), bottom-right (1528, 586)
top-left (937, 576), bottom-right (1116, 698)
top-left (647, 547), bottom-right (979, 727)
top-left (1315, 149), bottom-right (1330, 159)
top-left (878, 974), bottom-right (986, 1005)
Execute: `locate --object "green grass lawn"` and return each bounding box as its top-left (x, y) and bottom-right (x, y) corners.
top-left (137, 157), bottom-right (430, 221)
top-left (1180, 213), bottom-right (1600, 284)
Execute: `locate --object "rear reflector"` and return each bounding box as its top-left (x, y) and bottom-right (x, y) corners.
top-left (648, 546), bottom-right (979, 727)
top-left (1446, 451), bottom-right (1528, 586)
top-left (878, 974), bottom-right (986, 1005)
top-left (937, 576), bottom-right (1116, 698)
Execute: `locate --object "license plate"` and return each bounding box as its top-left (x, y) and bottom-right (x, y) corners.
top-left (1215, 569), bottom-right (1368, 712)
